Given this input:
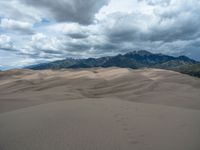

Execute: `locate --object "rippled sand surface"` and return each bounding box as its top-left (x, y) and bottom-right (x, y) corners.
top-left (0, 68), bottom-right (200, 150)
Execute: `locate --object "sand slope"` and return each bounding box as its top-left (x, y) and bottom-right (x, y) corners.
top-left (0, 68), bottom-right (200, 150)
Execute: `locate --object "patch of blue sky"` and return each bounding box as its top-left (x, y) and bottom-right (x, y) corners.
top-left (33, 18), bottom-right (54, 28)
top-left (0, 50), bottom-right (23, 70)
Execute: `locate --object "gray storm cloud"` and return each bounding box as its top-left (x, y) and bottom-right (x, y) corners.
top-left (20, 0), bottom-right (110, 25)
top-left (0, 0), bottom-right (200, 68)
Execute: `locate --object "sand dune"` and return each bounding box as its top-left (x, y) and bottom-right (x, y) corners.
top-left (0, 68), bottom-right (200, 150)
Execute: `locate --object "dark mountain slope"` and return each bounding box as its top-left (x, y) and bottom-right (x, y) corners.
top-left (27, 50), bottom-right (200, 77)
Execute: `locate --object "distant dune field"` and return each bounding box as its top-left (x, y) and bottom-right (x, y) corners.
top-left (0, 68), bottom-right (200, 150)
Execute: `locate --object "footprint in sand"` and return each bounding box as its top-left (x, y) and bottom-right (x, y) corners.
top-left (112, 109), bottom-right (145, 147)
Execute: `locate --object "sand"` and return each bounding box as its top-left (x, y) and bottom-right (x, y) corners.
top-left (0, 68), bottom-right (200, 150)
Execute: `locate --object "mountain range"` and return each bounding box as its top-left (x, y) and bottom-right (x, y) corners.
top-left (27, 50), bottom-right (200, 77)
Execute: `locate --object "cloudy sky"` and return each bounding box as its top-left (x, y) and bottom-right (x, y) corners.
top-left (0, 0), bottom-right (200, 69)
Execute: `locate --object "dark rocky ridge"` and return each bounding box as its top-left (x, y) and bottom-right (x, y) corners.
top-left (27, 50), bottom-right (200, 77)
